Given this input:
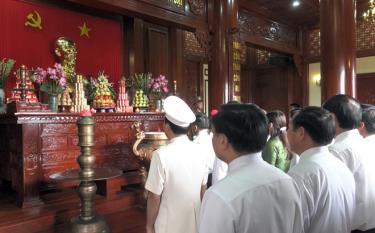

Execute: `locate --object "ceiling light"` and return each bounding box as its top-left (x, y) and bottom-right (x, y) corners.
top-left (292, 0), bottom-right (301, 7)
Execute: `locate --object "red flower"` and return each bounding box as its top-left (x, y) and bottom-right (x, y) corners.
top-left (210, 109), bottom-right (219, 116)
top-left (80, 109), bottom-right (92, 117)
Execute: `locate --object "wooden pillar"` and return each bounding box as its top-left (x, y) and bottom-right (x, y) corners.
top-left (124, 17), bottom-right (144, 76)
top-left (320, 0), bottom-right (356, 102)
top-left (209, 0), bottom-right (238, 109)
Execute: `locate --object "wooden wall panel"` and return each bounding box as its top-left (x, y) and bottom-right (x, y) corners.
top-left (357, 73), bottom-right (375, 104)
top-left (253, 67), bottom-right (289, 116)
top-left (287, 65), bottom-right (303, 108)
top-left (145, 24), bottom-right (169, 79)
top-left (240, 67), bottom-right (253, 103)
top-left (183, 59), bottom-right (202, 107)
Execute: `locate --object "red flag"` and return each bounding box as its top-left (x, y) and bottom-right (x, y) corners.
top-left (0, 0), bottom-right (123, 96)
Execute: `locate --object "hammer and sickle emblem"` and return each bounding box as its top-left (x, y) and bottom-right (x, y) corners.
top-left (25, 11), bottom-right (42, 30)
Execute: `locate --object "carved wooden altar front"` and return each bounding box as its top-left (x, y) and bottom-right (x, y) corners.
top-left (0, 112), bottom-right (164, 208)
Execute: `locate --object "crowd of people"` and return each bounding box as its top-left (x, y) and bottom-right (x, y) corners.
top-left (144, 94), bottom-right (375, 233)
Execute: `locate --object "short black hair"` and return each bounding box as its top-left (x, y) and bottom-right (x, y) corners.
top-left (361, 103), bottom-right (373, 110)
top-left (322, 94), bottom-right (362, 129)
top-left (362, 107), bottom-right (375, 135)
top-left (290, 103), bottom-right (301, 108)
top-left (194, 112), bottom-right (209, 129)
top-left (165, 118), bottom-right (189, 135)
top-left (212, 103), bottom-right (268, 154)
top-left (226, 100), bottom-right (241, 105)
top-left (292, 106), bottom-right (335, 145)
top-left (290, 103), bottom-right (302, 118)
top-left (290, 108), bottom-right (302, 118)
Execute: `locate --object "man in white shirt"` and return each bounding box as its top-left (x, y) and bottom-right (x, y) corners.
top-left (145, 96), bottom-right (208, 233)
top-left (199, 103), bottom-right (303, 233)
top-left (287, 106), bottom-right (355, 233)
top-left (323, 95), bottom-right (375, 232)
top-left (190, 112), bottom-right (216, 174)
top-left (190, 112), bottom-right (228, 185)
top-left (211, 156), bottom-right (227, 184)
top-left (358, 105), bottom-right (375, 142)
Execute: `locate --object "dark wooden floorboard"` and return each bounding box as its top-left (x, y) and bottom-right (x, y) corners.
top-left (0, 186), bottom-right (146, 233)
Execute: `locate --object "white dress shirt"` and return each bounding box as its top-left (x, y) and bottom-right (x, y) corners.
top-left (288, 146), bottom-right (355, 233)
top-left (193, 129), bottom-right (216, 173)
top-left (329, 129), bottom-right (375, 230)
top-left (211, 157), bottom-right (228, 184)
top-left (145, 135), bottom-right (208, 233)
top-left (199, 152), bottom-right (304, 233)
top-left (364, 134), bottom-right (375, 144)
top-left (289, 153), bottom-right (300, 169)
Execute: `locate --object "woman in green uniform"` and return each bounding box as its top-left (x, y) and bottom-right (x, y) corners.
top-left (262, 110), bottom-right (290, 172)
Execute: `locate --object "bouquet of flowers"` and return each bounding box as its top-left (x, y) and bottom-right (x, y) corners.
top-left (33, 63), bottom-right (67, 96)
top-left (148, 74), bottom-right (169, 99)
top-left (0, 58), bottom-right (16, 89)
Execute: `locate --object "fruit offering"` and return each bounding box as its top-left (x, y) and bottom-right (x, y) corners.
top-left (92, 72), bottom-right (116, 111)
top-left (131, 73), bottom-right (150, 109)
top-left (132, 89), bottom-right (149, 108)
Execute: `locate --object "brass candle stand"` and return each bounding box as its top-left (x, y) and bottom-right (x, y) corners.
top-left (50, 115), bottom-right (121, 233)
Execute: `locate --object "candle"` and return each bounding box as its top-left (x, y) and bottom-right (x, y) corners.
top-left (173, 80), bottom-right (177, 95)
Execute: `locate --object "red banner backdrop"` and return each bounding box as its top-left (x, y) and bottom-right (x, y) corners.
top-left (0, 0), bottom-right (123, 96)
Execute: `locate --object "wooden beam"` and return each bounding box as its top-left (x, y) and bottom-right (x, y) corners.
top-left (240, 34), bottom-right (301, 56)
top-left (66, 0), bottom-right (209, 31)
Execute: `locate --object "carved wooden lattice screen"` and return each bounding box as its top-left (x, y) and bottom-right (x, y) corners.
top-left (357, 19), bottom-right (375, 50)
top-left (183, 31), bottom-right (206, 57)
top-left (306, 19), bottom-right (375, 60)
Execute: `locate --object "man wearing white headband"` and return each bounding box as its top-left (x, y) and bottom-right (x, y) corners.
top-left (145, 96), bottom-right (208, 233)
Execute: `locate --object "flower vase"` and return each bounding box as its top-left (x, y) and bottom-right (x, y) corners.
top-left (155, 99), bottom-right (162, 112)
top-left (48, 94), bottom-right (58, 112)
top-left (0, 88), bottom-right (5, 113)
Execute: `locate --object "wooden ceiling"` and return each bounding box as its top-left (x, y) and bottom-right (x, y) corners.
top-left (241, 0), bottom-right (372, 27)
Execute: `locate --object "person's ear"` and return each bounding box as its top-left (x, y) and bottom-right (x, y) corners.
top-left (164, 122), bottom-right (172, 137)
top-left (268, 122), bottom-right (273, 134)
top-left (218, 133), bottom-right (229, 150)
top-left (358, 121), bottom-right (367, 137)
top-left (296, 126), bottom-right (305, 141)
top-left (193, 125), bottom-right (199, 133)
top-left (358, 121), bottom-right (365, 130)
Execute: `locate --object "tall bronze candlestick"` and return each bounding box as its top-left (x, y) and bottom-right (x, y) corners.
top-left (49, 111), bottom-right (121, 233)
top-left (67, 114), bottom-right (110, 233)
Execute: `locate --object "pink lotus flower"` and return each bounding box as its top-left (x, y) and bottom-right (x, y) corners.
top-left (147, 74), bottom-right (169, 99)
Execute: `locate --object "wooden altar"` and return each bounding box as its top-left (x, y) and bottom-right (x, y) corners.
top-left (0, 111), bottom-right (164, 208)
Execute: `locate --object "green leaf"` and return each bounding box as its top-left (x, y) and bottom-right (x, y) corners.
top-left (0, 58), bottom-right (16, 88)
